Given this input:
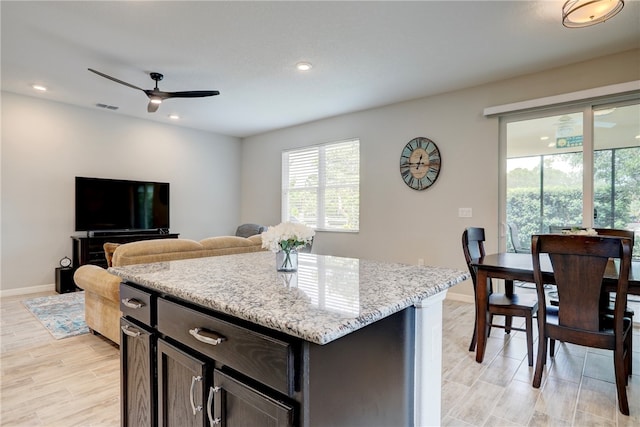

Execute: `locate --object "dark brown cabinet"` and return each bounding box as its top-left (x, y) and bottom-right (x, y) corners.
top-left (120, 318), bottom-right (155, 427)
top-left (120, 283), bottom-right (296, 427)
top-left (120, 281), bottom-right (414, 427)
top-left (157, 339), bottom-right (210, 427)
top-left (212, 370), bottom-right (294, 427)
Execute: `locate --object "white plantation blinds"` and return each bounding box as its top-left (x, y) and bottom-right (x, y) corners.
top-left (282, 139), bottom-right (359, 232)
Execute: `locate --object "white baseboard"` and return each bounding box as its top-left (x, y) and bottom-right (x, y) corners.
top-left (0, 283), bottom-right (55, 298)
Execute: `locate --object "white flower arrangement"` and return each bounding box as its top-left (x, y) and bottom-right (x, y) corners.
top-left (261, 222), bottom-right (315, 253)
top-left (561, 227), bottom-right (598, 236)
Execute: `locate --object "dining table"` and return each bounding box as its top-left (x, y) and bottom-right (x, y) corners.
top-left (470, 252), bottom-right (640, 363)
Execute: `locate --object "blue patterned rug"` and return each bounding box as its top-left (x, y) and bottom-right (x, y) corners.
top-left (22, 292), bottom-right (89, 339)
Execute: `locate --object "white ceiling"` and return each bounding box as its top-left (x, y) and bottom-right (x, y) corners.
top-left (2, 1), bottom-right (639, 138)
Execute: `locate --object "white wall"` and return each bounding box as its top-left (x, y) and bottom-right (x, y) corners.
top-left (2, 49), bottom-right (637, 295)
top-left (1, 92), bottom-right (241, 292)
top-left (240, 49), bottom-right (640, 300)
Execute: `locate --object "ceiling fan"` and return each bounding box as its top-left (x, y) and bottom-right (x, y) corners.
top-left (88, 68), bottom-right (220, 113)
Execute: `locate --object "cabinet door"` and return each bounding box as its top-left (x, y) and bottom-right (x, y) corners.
top-left (212, 370), bottom-right (294, 427)
top-left (158, 339), bottom-right (209, 427)
top-left (121, 318), bottom-right (155, 427)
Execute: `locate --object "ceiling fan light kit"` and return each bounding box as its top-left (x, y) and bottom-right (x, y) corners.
top-left (562, 0), bottom-right (624, 28)
top-left (87, 68), bottom-right (220, 113)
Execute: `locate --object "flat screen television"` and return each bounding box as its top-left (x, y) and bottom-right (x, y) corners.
top-left (75, 177), bottom-right (170, 234)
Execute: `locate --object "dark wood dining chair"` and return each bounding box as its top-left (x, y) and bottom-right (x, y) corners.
top-left (594, 228), bottom-right (635, 375)
top-left (593, 227), bottom-right (635, 247)
top-left (462, 227), bottom-right (538, 366)
top-left (507, 223), bottom-right (530, 254)
top-left (531, 234), bottom-right (632, 415)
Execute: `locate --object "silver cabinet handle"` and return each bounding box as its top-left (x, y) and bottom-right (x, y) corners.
top-left (189, 328), bottom-right (226, 346)
top-left (121, 324), bottom-right (141, 337)
top-left (207, 386), bottom-right (221, 426)
top-left (121, 298), bottom-right (143, 309)
top-left (190, 375), bottom-right (203, 415)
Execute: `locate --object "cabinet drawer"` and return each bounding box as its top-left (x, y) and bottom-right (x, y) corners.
top-left (120, 283), bottom-right (154, 325)
top-left (157, 298), bottom-right (295, 396)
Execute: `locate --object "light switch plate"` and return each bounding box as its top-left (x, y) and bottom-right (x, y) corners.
top-left (458, 208), bottom-right (472, 218)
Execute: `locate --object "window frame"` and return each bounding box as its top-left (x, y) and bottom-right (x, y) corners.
top-left (282, 138), bottom-right (360, 233)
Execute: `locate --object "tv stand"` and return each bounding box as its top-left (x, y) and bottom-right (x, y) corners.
top-left (72, 232), bottom-right (179, 269)
top-left (87, 229), bottom-right (168, 237)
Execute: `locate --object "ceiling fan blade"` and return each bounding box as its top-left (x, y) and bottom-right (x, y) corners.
top-left (163, 90), bottom-right (220, 99)
top-left (88, 68), bottom-right (145, 92)
top-left (90, 68), bottom-right (219, 113)
top-left (147, 101), bottom-right (160, 113)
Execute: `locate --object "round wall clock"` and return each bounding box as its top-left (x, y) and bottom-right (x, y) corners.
top-left (399, 137), bottom-right (441, 190)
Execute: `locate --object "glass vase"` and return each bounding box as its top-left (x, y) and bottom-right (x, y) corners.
top-left (276, 249), bottom-right (298, 272)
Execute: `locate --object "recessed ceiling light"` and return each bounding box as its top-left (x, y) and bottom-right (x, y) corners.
top-left (296, 62), bottom-right (312, 71)
top-left (32, 84), bottom-right (47, 92)
top-left (540, 136), bottom-right (549, 141)
top-left (168, 114), bottom-right (180, 120)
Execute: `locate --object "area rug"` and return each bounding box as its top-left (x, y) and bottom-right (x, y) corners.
top-left (22, 291), bottom-right (89, 339)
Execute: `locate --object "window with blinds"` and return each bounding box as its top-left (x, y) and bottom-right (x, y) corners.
top-left (282, 139), bottom-right (359, 232)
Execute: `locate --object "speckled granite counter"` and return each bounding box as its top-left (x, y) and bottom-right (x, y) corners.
top-left (110, 251), bottom-right (468, 345)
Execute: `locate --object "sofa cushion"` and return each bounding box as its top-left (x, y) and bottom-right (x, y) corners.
top-left (200, 235), bottom-right (259, 249)
top-left (112, 238), bottom-right (204, 266)
top-left (199, 235), bottom-right (264, 256)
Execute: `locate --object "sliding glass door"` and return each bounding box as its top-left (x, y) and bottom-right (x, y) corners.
top-left (593, 104), bottom-right (640, 234)
top-left (504, 101), bottom-right (639, 258)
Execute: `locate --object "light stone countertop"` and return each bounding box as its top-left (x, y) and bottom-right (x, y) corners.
top-left (109, 251), bottom-right (469, 345)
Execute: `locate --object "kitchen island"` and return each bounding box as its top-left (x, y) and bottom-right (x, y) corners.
top-left (111, 251), bottom-right (468, 427)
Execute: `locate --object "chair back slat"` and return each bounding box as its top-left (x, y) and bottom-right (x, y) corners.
top-left (549, 252), bottom-right (609, 331)
top-left (532, 234), bottom-right (632, 333)
top-left (461, 227), bottom-right (486, 288)
top-left (462, 227), bottom-right (485, 261)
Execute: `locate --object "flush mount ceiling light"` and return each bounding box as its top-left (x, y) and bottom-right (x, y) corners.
top-left (562, 0), bottom-right (624, 28)
top-left (594, 107), bottom-right (616, 116)
top-left (296, 62), bottom-right (312, 71)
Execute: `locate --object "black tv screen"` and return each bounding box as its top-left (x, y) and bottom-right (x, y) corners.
top-left (75, 177), bottom-right (170, 232)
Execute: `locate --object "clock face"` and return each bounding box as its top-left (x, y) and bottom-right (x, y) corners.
top-left (399, 137), bottom-right (441, 190)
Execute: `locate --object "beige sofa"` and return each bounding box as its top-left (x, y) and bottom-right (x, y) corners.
top-left (73, 235), bottom-right (264, 345)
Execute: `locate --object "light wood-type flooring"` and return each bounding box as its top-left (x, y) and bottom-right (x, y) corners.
top-left (1, 291), bottom-right (638, 426)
